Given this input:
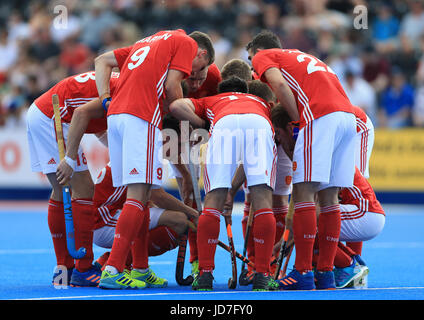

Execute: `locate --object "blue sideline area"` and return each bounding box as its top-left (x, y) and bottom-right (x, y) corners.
top-left (0, 200), bottom-right (424, 301)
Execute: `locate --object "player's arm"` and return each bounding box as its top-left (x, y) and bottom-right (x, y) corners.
top-left (223, 164), bottom-right (246, 216)
top-left (169, 98), bottom-right (205, 128)
top-left (150, 187), bottom-right (199, 221)
top-left (94, 50), bottom-right (118, 106)
top-left (163, 69), bottom-right (186, 112)
top-left (172, 161), bottom-right (195, 206)
top-left (56, 99), bottom-right (104, 185)
top-left (263, 67), bottom-right (299, 122)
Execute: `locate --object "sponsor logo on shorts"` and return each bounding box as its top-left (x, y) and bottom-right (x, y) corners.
top-left (129, 168), bottom-right (139, 175)
top-left (48, 158), bottom-right (56, 165)
top-left (293, 161), bottom-right (297, 171)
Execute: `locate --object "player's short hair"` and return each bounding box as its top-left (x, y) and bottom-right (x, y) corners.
top-left (189, 31), bottom-right (215, 66)
top-left (218, 76), bottom-right (248, 94)
top-left (248, 80), bottom-right (275, 103)
top-left (221, 59), bottom-right (252, 82)
top-left (162, 113), bottom-right (181, 135)
top-left (271, 104), bottom-right (292, 130)
top-left (246, 30), bottom-right (282, 53)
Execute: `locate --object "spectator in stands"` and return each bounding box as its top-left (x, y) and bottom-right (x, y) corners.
top-left (399, 0), bottom-right (424, 51)
top-left (372, 4), bottom-right (400, 54)
top-left (380, 67), bottom-right (415, 128)
top-left (342, 70), bottom-right (378, 125)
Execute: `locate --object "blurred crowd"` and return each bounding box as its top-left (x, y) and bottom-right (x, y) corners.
top-left (1, 0), bottom-right (424, 129)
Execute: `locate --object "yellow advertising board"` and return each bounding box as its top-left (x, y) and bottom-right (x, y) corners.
top-left (368, 129), bottom-right (424, 191)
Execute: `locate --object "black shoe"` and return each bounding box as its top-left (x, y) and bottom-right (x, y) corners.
top-left (192, 272), bottom-right (214, 291)
top-left (252, 272), bottom-right (280, 291)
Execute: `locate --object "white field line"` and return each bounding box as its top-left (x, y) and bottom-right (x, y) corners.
top-left (15, 286), bottom-right (424, 300)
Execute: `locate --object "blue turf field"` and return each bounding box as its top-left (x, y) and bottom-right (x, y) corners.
top-left (0, 202), bottom-right (423, 300)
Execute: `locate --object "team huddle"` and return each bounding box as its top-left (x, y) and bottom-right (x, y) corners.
top-left (26, 28), bottom-right (385, 291)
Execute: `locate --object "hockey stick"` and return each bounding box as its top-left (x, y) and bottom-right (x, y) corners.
top-left (239, 204), bottom-right (254, 283)
top-left (281, 244), bottom-right (294, 278)
top-left (217, 240), bottom-right (255, 269)
top-left (175, 141), bottom-right (202, 286)
top-left (52, 94), bottom-right (86, 259)
top-left (224, 215), bottom-right (237, 289)
top-left (273, 196), bottom-right (294, 279)
top-left (175, 232), bottom-right (193, 286)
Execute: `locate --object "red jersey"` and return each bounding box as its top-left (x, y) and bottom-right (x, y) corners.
top-left (252, 49), bottom-right (355, 129)
top-left (93, 164), bottom-right (127, 229)
top-left (35, 71), bottom-right (119, 133)
top-left (339, 167), bottom-right (385, 216)
top-left (108, 29), bottom-right (198, 129)
top-left (190, 92), bottom-right (272, 134)
top-left (187, 63), bottom-right (221, 99)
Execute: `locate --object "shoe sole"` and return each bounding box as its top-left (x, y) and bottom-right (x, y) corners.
top-left (336, 267), bottom-right (369, 289)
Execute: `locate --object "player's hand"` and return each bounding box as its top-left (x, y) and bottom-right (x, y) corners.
top-left (181, 175), bottom-right (194, 205)
top-left (56, 159), bottom-right (74, 185)
top-left (222, 208), bottom-right (233, 225)
top-left (223, 191), bottom-right (235, 216)
top-left (185, 205), bottom-right (199, 221)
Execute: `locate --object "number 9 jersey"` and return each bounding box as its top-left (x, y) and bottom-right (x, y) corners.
top-left (251, 48), bottom-right (355, 129)
top-left (108, 29), bottom-right (198, 129)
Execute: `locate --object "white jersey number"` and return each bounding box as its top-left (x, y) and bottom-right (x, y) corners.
top-left (74, 71), bottom-right (96, 83)
top-left (128, 46), bottom-right (150, 70)
top-left (296, 54), bottom-right (336, 75)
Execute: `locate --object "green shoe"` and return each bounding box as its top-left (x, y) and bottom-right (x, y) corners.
top-left (191, 260), bottom-right (199, 280)
top-left (131, 267), bottom-right (168, 288)
top-left (192, 271), bottom-right (213, 291)
top-left (252, 272), bottom-right (280, 291)
top-left (99, 269), bottom-right (147, 290)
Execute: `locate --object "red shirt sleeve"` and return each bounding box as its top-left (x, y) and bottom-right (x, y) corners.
top-left (113, 45), bottom-right (133, 70)
top-left (252, 50), bottom-right (280, 82)
top-left (190, 97), bottom-right (206, 119)
top-left (169, 35), bottom-right (198, 79)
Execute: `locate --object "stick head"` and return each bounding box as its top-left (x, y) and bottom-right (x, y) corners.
top-left (228, 278), bottom-right (237, 289)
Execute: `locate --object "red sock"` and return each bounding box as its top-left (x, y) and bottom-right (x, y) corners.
top-left (293, 202), bottom-right (317, 273)
top-left (72, 198), bottom-right (95, 272)
top-left (188, 201), bottom-right (198, 263)
top-left (96, 251), bottom-right (110, 268)
top-left (131, 206), bottom-right (150, 270)
top-left (252, 209), bottom-right (276, 274)
top-left (334, 246), bottom-right (353, 268)
top-left (47, 199), bottom-right (74, 269)
top-left (273, 205), bottom-right (288, 244)
top-left (347, 241), bottom-right (363, 255)
top-left (106, 199), bottom-right (146, 273)
top-left (317, 204), bottom-right (341, 272)
top-left (148, 226), bottom-right (179, 256)
top-left (197, 208), bottom-right (221, 274)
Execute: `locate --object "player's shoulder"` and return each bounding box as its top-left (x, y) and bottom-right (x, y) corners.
top-left (208, 63), bottom-right (221, 77)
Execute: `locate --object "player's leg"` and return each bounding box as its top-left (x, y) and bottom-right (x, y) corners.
top-left (314, 112), bottom-right (357, 289)
top-left (100, 115), bottom-right (161, 289)
top-left (193, 188), bottom-right (228, 290)
top-left (193, 118), bottom-right (238, 290)
top-left (242, 113), bottom-right (279, 291)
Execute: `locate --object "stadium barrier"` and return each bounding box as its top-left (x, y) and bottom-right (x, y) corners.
top-left (0, 127), bottom-right (423, 203)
